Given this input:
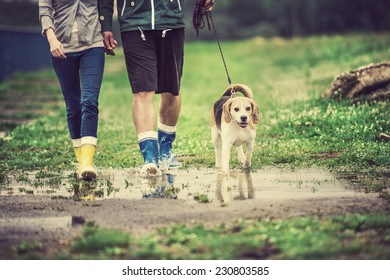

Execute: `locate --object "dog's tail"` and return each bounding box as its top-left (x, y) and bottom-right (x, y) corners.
top-left (221, 84), bottom-right (253, 99)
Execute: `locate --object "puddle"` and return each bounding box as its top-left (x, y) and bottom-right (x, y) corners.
top-left (0, 168), bottom-right (368, 204)
top-left (0, 216), bottom-right (71, 230)
top-left (0, 215), bottom-right (86, 230)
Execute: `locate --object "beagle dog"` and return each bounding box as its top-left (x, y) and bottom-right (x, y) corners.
top-left (211, 84), bottom-right (260, 173)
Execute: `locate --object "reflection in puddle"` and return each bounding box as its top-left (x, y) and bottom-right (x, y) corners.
top-left (142, 174), bottom-right (178, 199)
top-left (215, 171), bottom-right (255, 205)
top-left (0, 167), bottom-right (368, 204)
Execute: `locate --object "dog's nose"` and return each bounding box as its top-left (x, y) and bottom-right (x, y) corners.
top-left (240, 116), bottom-right (248, 122)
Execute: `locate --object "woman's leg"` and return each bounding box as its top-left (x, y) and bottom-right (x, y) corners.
top-left (78, 47), bottom-right (105, 180)
top-left (79, 47), bottom-right (105, 142)
top-left (52, 53), bottom-right (83, 167)
top-left (52, 54), bottom-right (82, 143)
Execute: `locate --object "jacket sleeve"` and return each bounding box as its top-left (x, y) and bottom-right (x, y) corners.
top-left (98, 0), bottom-right (115, 32)
top-left (38, 0), bottom-right (54, 36)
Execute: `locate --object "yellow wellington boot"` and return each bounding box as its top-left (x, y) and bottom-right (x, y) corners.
top-left (74, 146), bottom-right (82, 164)
top-left (78, 144), bottom-right (97, 181)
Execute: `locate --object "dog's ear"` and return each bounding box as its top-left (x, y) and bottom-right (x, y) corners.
top-left (223, 99), bottom-right (233, 123)
top-left (251, 101), bottom-right (260, 124)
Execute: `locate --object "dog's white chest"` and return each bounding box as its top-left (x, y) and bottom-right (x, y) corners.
top-left (233, 128), bottom-right (256, 146)
top-left (220, 123), bottom-right (256, 146)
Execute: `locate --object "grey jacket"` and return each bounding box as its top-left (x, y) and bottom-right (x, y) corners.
top-left (39, 0), bottom-right (102, 45)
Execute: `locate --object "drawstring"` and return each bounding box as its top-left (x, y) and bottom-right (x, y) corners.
top-left (137, 28), bottom-right (173, 40)
top-left (138, 27), bottom-right (146, 41)
top-left (162, 29), bottom-right (172, 38)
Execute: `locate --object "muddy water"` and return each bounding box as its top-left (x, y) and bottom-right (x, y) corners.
top-left (0, 167), bottom-right (385, 253)
top-left (1, 168), bottom-right (365, 204)
top-left (0, 216), bottom-right (72, 229)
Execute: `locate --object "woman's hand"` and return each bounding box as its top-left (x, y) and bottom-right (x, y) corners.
top-left (45, 28), bottom-right (67, 59)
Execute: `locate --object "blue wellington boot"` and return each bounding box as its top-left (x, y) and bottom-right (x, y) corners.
top-left (139, 139), bottom-right (160, 177)
top-left (158, 129), bottom-right (181, 170)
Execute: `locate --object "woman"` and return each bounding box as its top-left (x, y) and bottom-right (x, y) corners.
top-left (39, 0), bottom-right (105, 180)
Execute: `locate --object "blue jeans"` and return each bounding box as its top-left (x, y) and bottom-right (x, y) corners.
top-left (52, 47), bottom-right (105, 140)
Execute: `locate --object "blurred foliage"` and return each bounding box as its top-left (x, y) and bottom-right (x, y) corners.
top-left (186, 0), bottom-right (390, 40)
top-left (2, 0), bottom-right (389, 40)
top-left (14, 213), bottom-right (389, 259)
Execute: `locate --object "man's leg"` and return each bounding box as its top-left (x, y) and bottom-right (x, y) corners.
top-left (133, 91), bottom-right (160, 176)
top-left (133, 91), bottom-right (156, 133)
top-left (158, 93), bottom-right (181, 169)
top-left (156, 28), bottom-right (185, 169)
top-left (159, 93), bottom-right (181, 126)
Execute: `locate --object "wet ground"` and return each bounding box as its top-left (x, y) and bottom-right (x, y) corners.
top-left (0, 167), bottom-right (389, 257)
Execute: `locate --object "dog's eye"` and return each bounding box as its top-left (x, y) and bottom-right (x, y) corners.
top-left (246, 107), bottom-right (251, 111)
top-left (234, 107), bottom-right (239, 112)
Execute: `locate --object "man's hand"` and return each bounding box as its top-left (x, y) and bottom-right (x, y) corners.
top-left (204, 0), bottom-right (215, 11)
top-left (102, 31), bottom-right (118, 56)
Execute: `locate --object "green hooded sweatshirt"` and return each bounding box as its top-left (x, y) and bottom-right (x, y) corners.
top-left (98, 0), bottom-right (186, 33)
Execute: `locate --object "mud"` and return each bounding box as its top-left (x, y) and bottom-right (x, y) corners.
top-left (0, 167), bottom-right (388, 257)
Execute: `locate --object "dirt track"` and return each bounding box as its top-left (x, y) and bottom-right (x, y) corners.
top-left (0, 167), bottom-right (388, 258)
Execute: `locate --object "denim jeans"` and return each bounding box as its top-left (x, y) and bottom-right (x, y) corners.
top-left (52, 47), bottom-right (105, 141)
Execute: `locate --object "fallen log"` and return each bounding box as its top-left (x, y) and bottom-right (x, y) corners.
top-left (379, 133), bottom-right (390, 142)
top-left (322, 62), bottom-right (390, 101)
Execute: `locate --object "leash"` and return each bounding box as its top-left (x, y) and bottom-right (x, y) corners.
top-left (193, 0), bottom-right (236, 96)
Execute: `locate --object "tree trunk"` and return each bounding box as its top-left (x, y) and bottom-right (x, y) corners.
top-left (322, 62), bottom-right (390, 102)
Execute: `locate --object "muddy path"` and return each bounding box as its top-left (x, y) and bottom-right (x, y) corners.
top-left (0, 167), bottom-right (389, 257)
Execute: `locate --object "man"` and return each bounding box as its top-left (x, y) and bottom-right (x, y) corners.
top-left (98, 0), bottom-right (215, 176)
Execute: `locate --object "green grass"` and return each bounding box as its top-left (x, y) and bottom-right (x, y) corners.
top-left (1, 33), bottom-right (389, 177)
top-left (11, 213), bottom-right (389, 259)
top-left (1, 33), bottom-right (389, 259)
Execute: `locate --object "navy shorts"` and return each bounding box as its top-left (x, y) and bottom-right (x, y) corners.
top-left (121, 28), bottom-right (185, 96)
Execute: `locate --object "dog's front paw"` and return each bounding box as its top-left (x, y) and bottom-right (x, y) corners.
top-left (242, 161), bottom-right (251, 169)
